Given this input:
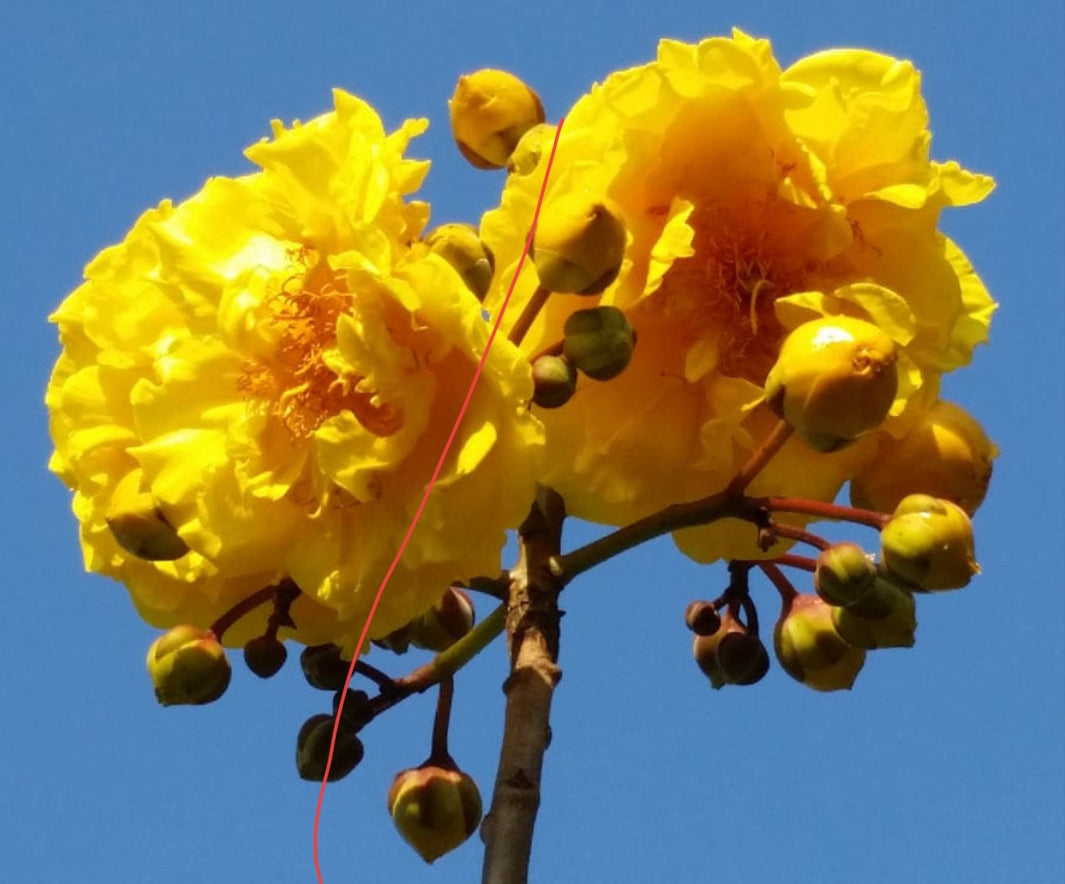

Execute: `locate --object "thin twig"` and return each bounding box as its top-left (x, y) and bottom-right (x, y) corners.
top-left (507, 285), bottom-right (551, 346)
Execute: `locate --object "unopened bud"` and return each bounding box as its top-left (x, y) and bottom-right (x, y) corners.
top-left (765, 316), bottom-right (898, 451)
top-left (424, 223), bottom-right (496, 301)
top-left (449, 69), bottom-right (545, 170)
top-left (507, 123), bottom-right (555, 175)
top-left (880, 495), bottom-right (979, 590)
top-left (374, 624), bottom-right (414, 655)
top-left (814, 542), bottom-right (877, 606)
top-left (532, 195), bottom-right (627, 295)
top-left (146, 625), bottom-right (230, 706)
top-left (774, 594), bottom-right (866, 691)
top-left (299, 644), bottom-right (353, 691)
top-left (693, 611), bottom-right (768, 688)
top-left (851, 400), bottom-right (996, 516)
top-left (684, 601), bottom-right (722, 637)
top-left (243, 634), bottom-right (287, 679)
top-left (296, 713), bottom-right (364, 782)
top-left (107, 471), bottom-right (189, 561)
top-left (832, 578), bottom-right (917, 649)
top-left (531, 354), bottom-right (577, 408)
top-left (388, 763), bottom-right (483, 863)
top-left (333, 688), bottom-right (374, 732)
top-left (411, 587), bottom-right (476, 653)
top-left (562, 306), bottom-right (636, 380)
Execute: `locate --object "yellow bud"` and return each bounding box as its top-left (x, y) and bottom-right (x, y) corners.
top-left (774, 594), bottom-right (866, 691)
top-left (424, 223), bottom-right (496, 301)
top-left (562, 306), bottom-right (635, 380)
top-left (507, 122), bottom-right (555, 175)
top-left (832, 578), bottom-right (917, 649)
top-left (765, 316), bottom-right (898, 452)
top-left (531, 195), bottom-right (627, 295)
top-left (410, 587), bottom-right (476, 653)
top-left (851, 400), bottom-right (996, 515)
top-left (106, 471), bottom-right (189, 561)
top-left (146, 625), bottom-right (231, 706)
top-left (880, 495), bottom-right (979, 590)
top-left (388, 764), bottom-right (483, 863)
top-left (814, 542), bottom-right (877, 606)
top-left (296, 713), bottom-right (364, 782)
top-left (449, 69), bottom-right (545, 170)
top-left (531, 354), bottom-right (577, 408)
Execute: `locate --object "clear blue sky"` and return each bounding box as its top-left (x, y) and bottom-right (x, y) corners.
top-left (3, 1), bottom-right (1063, 882)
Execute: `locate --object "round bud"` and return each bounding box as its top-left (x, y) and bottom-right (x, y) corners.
top-left (850, 400), bottom-right (995, 516)
top-left (693, 611), bottom-right (767, 688)
top-left (146, 625), bottom-right (231, 706)
top-left (774, 594), bottom-right (866, 691)
top-left (299, 644), bottom-right (353, 691)
top-left (333, 688), bottom-right (374, 732)
top-left (814, 542), bottom-right (877, 606)
top-left (296, 713), bottom-right (364, 782)
top-left (243, 634), bottom-right (287, 679)
top-left (831, 578), bottom-right (917, 649)
top-left (424, 223), bottom-right (496, 301)
top-left (531, 354), bottom-right (578, 408)
top-left (684, 601), bottom-right (722, 637)
top-left (388, 764), bottom-right (483, 864)
top-left (562, 306), bottom-right (636, 381)
top-left (507, 122), bottom-right (555, 175)
top-left (764, 316), bottom-right (898, 451)
top-left (410, 587), bottom-right (476, 653)
top-left (531, 195), bottom-right (627, 295)
top-left (449, 69), bottom-right (545, 170)
top-left (106, 471), bottom-right (189, 561)
top-left (880, 495), bottom-right (979, 590)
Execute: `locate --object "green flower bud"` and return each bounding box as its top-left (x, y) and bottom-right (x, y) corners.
top-left (684, 601), bottom-right (722, 637)
top-left (764, 316), bottom-right (898, 452)
top-left (243, 634), bottom-right (287, 679)
top-left (146, 625), bottom-right (231, 706)
top-left (299, 644), bottom-right (353, 691)
top-left (506, 122), bottom-right (555, 175)
top-left (814, 542), bottom-right (877, 606)
top-left (531, 195), bottom-right (627, 295)
top-left (531, 354), bottom-right (577, 408)
top-left (562, 306), bottom-right (636, 381)
top-left (449, 69), bottom-right (545, 170)
top-left (693, 611), bottom-right (768, 688)
top-left (106, 471), bottom-right (189, 561)
top-left (410, 587), bottom-right (476, 653)
top-left (774, 594), bottom-right (866, 691)
top-left (880, 495), bottom-right (979, 590)
top-left (850, 400), bottom-right (996, 516)
top-left (832, 578), bottom-right (917, 649)
top-left (295, 713), bottom-right (364, 782)
top-left (333, 688), bottom-right (374, 733)
top-left (424, 223), bottom-right (496, 301)
top-left (388, 763), bottom-right (483, 863)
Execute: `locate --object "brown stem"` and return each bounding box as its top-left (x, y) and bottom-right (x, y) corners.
top-left (354, 661), bottom-right (398, 693)
top-left (758, 497), bottom-right (889, 529)
top-left (430, 677), bottom-right (455, 764)
top-left (210, 578), bottom-right (300, 641)
top-left (760, 562), bottom-right (799, 604)
top-left (507, 286), bottom-right (551, 347)
top-left (769, 522), bottom-right (831, 551)
top-left (481, 488), bottom-right (566, 884)
top-left (734, 553), bottom-right (818, 573)
top-left (726, 419), bottom-right (794, 496)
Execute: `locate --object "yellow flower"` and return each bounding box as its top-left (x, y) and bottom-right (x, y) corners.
top-left (47, 90), bottom-right (543, 651)
top-left (480, 32), bottom-right (994, 561)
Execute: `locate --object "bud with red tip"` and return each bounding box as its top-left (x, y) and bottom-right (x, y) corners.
top-left (880, 495), bottom-right (979, 590)
top-left (146, 625), bottom-right (231, 706)
top-left (774, 594), bottom-right (866, 691)
top-left (388, 762), bottom-right (483, 863)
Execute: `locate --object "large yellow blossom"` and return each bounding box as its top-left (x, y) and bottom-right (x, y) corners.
top-left (47, 90), bottom-right (543, 649)
top-left (481, 31), bottom-right (995, 560)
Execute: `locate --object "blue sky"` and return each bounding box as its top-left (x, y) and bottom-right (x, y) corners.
top-left (2, 1), bottom-right (1063, 882)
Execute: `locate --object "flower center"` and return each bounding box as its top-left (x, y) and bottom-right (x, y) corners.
top-left (658, 199), bottom-right (823, 384)
top-left (238, 253), bottom-right (402, 439)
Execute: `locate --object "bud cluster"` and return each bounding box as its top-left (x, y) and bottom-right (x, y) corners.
top-left (689, 602), bottom-right (769, 690)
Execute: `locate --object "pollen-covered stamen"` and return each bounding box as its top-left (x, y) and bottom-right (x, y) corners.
top-left (657, 200), bottom-right (820, 383)
top-left (238, 256), bottom-right (403, 439)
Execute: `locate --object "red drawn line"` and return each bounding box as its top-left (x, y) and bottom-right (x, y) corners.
top-left (313, 116), bottom-right (566, 883)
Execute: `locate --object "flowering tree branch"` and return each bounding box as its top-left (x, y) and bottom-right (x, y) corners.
top-left (481, 486), bottom-right (566, 884)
